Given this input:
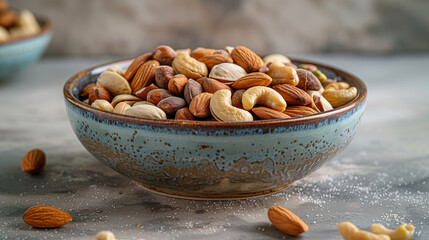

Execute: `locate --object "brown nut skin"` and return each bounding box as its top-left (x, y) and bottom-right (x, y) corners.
top-left (155, 65), bottom-right (175, 89)
top-left (252, 107), bottom-right (291, 120)
top-left (231, 72), bottom-right (272, 89)
top-left (124, 53), bottom-right (152, 81)
top-left (189, 92), bottom-right (213, 118)
top-left (191, 48), bottom-right (216, 61)
top-left (88, 86), bottom-right (112, 105)
top-left (268, 206), bottom-right (309, 236)
top-left (201, 77), bottom-right (233, 94)
top-left (23, 206), bottom-right (72, 228)
top-left (80, 83), bottom-right (96, 99)
top-left (231, 46), bottom-right (264, 73)
top-left (296, 69), bottom-right (322, 91)
top-left (175, 108), bottom-right (196, 120)
top-left (157, 96), bottom-right (186, 115)
top-left (183, 79), bottom-right (203, 104)
top-left (135, 85), bottom-right (158, 100)
top-left (272, 84), bottom-right (312, 106)
top-left (0, 1), bottom-right (9, 12)
top-left (146, 89), bottom-right (173, 105)
top-left (152, 45), bottom-right (177, 65)
top-left (284, 106), bottom-right (318, 117)
top-left (21, 149), bottom-right (46, 174)
top-left (198, 54), bottom-right (233, 70)
top-left (168, 74), bottom-right (188, 97)
top-left (0, 10), bottom-right (17, 28)
top-left (231, 89), bottom-right (245, 109)
top-left (131, 60), bottom-right (160, 94)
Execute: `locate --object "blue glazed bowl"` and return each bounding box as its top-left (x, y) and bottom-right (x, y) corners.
top-left (64, 59), bottom-right (367, 199)
top-left (0, 17), bottom-right (52, 81)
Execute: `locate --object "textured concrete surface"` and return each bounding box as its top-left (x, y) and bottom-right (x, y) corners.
top-left (0, 55), bottom-right (428, 239)
top-left (9, 0), bottom-right (429, 56)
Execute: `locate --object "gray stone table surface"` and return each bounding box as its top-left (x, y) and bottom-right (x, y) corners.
top-left (0, 55), bottom-right (428, 240)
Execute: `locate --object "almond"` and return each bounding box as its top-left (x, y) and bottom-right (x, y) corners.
top-left (147, 89), bottom-right (173, 105)
top-left (231, 46), bottom-right (264, 72)
top-left (21, 149), bottom-right (45, 173)
top-left (130, 60), bottom-right (160, 94)
top-left (183, 78), bottom-right (203, 104)
top-left (88, 86), bottom-right (111, 105)
top-left (152, 45), bottom-right (177, 65)
top-left (201, 77), bottom-right (232, 94)
top-left (157, 96), bottom-right (186, 115)
top-left (231, 72), bottom-right (272, 89)
top-left (231, 89), bottom-right (245, 109)
top-left (191, 48), bottom-right (216, 61)
top-left (168, 74), bottom-right (188, 96)
top-left (189, 92), bottom-right (213, 118)
top-left (198, 54), bottom-right (233, 69)
top-left (175, 107), bottom-right (196, 120)
top-left (283, 106), bottom-right (318, 117)
top-left (296, 69), bottom-right (322, 91)
top-left (272, 84), bottom-right (312, 106)
top-left (135, 85), bottom-right (159, 100)
top-left (23, 206), bottom-right (72, 228)
top-left (251, 107), bottom-right (290, 120)
top-left (124, 53), bottom-right (152, 81)
top-left (268, 206), bottom-right (308, 236)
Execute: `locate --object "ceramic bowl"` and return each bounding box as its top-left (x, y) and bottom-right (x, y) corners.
top-left (64, 58), bottom-right (367, 199)
top-left (0, 16), bottom-right (52, 80)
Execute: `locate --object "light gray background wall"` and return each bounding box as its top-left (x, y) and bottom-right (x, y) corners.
top-left (10, 0), bottom-right (429, 56)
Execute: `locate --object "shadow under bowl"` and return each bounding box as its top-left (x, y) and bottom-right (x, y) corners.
top-left (0, 16), bottom-right (52, 81)
top-left (64, 58), bottom-right (367, 199)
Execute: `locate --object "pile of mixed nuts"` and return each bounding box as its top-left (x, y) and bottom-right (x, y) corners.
top-left (81, 45), bottom-right (358, 122)
top-left (0, 0), bottom-right (41, 42)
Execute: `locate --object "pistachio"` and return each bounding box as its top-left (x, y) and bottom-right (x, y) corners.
top-left (97, 71), bottom-right (132, 96)
top-left (209, 63), bottom-right (247, 84)
top-left (124, 105), bottom-right (167, 119)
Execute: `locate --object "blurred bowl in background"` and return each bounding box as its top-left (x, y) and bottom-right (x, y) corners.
top-left (0, 16), bottom-right (52, 81)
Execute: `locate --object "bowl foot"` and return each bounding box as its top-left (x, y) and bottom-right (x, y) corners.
top-left (134, 182), bottom-right (293, 200)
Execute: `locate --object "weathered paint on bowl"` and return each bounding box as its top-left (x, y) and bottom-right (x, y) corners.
top-left (0, 18), bottom-right (52, 80)
top-left (64, 58), bottom-right (367, 199)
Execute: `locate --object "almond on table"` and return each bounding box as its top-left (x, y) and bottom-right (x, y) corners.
top-left (79, 45), bottom-right (357, 122)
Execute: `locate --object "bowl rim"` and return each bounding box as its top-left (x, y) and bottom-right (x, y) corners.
top-left (64, 57), bottom-right (367, 127)
top-left (0, 15), bottom-right (52, 47)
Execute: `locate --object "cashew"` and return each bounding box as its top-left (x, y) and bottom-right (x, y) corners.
top-left (96, 230), bottom-right (116, 240)
top-left (310, 92), bottom-right (333, 112)
top-left (322, 86), bottom-right (357, 108)
top-left (124, 104), bottom-right (167, 120)
top-left (371, 224), bottom-right (415, 240)
top-left (210, 89), bottom-right (253, 122)
top-left (325, 82), bottom-right (350, 91)
top-left (338, 222), bottom-right (390, 240)
top-left (97, 71), bottom-right (132, 96)
top-left (242, 86), bottom-right (286, 112)
top-left (0, 26), bottom-right (9, 42)
top-left (91, 100), bottom-right (114, 112)
top-left (267, 62), bottom-right (299, 86)
top-left (263, 53), bottom-right (291, 65)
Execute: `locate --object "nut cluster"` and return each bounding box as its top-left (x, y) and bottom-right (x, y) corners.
top-left (0, 1), bottom-right (41, 42)
top-left (81, 45), bottom-right (358, 122)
